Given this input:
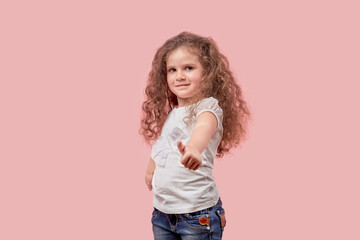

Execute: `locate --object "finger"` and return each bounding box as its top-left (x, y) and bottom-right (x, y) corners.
top-left (180, 155), bottom-right (186, 165)
top-left (181, 154), bottom-right (190, 166)
top-left (187, 161), bottom-right (197, 170)
top-left (177, 141), bottom-right (186, 155)
top-left (190, 160), bottom-right (201, 171)
top-left (193, 163), bottom-right (201, 171)
top-left (185, 158), bottom-right (195, 169)
top-left (145, 176), bottom-right (152, 191)
top-left (186, 158), bottom-right (201, 170)
top-left (146, 181), bottom-right (152, 191)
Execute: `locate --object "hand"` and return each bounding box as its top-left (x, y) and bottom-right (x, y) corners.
top-left (145, 158), bottom-right (155, 191)
top-left (145, 170), bottom-right (154, 191)
top-left (177, 141), bottom-right (202, 171)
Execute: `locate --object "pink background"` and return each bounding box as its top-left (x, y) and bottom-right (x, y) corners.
top-left (1, 0), bottom-right (359, 239)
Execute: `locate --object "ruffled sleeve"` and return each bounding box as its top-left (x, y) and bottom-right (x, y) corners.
top-left (195, 97), bottom-right (223, 130)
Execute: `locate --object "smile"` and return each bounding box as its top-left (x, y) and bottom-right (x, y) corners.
top-left (175, 84), bottom-right (190, 87)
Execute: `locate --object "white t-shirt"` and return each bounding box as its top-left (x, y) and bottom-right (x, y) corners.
top-left (151, 97), bottom-right (224, 214)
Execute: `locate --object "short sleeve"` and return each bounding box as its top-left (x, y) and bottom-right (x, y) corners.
top-left (195, 97), bottom-right (223, 130)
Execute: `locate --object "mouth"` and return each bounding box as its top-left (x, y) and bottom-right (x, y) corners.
top-left (175, 84), bottom-right (190, 87)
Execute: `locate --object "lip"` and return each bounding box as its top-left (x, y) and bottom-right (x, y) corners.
top-left (175, 84), bottom-right (190, 87)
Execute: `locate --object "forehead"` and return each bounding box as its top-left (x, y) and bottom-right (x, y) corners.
top-left (166, 47), bottom-right (200, 64)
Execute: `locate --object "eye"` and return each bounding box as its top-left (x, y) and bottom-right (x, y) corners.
top-left (168, 68), bottom-right (176, 72)
top-left (185, 66), bottom-right (193, 71)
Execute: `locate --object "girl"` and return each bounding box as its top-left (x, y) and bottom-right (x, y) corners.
top-left (140, 31), bottom-right (251, 240)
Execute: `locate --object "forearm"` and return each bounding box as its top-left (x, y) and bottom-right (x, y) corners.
top-left (188, 125), bottom-right (213, 153)
top-left (146, 157), bottom-right (156, 173)
top-left (187, 112), bottom-right (217, 154)
top-left (145, 158), bottom-right (155, 191)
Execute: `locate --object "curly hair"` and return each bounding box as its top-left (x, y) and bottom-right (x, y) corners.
top-left (140, 31), bottom-right (251, 158)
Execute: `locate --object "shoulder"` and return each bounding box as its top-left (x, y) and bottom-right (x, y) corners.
top-left (195, 97), bottom-right (223, 128)
top-left (198, 96), bottom-right (220, 105)
top-left (196, 97), bottom-right (223, 114)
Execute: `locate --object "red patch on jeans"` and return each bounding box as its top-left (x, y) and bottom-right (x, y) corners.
top-left (220, 214), bottom-right (226, 228)
top-left (199, 217), bottom-right (210, 226)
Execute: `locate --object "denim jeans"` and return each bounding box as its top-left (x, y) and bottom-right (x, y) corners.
top-left (151, 198), bottom-right (226, 240)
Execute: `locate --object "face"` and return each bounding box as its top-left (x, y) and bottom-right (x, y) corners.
top-left (166, 47), bottom-right (204, 107)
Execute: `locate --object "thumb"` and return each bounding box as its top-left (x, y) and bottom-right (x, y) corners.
top-left (177, 141), bottom-right (186, 155)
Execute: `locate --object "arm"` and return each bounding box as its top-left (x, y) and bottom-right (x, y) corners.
top-left (145, 157), bottom-right (155, 191)
top-left (177, 112), bottom-right (218, 171)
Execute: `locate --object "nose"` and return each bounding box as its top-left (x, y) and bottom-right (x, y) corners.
top-left (176, 71), bottom-right (185, 81)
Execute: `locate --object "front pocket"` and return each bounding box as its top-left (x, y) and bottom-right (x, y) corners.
top-left (151, 208), bottom-right (161, 221)
top-left (183, 210), bottom-right (203, 220)
top-left (180, 213), bottom-right (210, 230)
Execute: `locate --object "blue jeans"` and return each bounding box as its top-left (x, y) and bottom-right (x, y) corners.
top-left (151, 198), bottom-right (226, 240)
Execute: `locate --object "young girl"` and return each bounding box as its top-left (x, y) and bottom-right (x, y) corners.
top-left (140, 31), bottom-right (250, 240)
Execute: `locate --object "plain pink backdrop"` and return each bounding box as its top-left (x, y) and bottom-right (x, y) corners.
top-left (1, 0), bottom-right (359, 239)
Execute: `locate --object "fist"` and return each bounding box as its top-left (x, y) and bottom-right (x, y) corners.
top-left (177, 141), bottom-right (202, 171)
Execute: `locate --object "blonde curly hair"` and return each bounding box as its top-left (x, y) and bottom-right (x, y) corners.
top-left (140, 31), bottom-right (251, 157)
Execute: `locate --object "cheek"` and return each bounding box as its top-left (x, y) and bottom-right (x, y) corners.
top-left (166, 75), bottom-right (171, 85)
top-left (166, 78), bottom-right (175, 90)
top-left (167, 73), bottom-right (174, 81)
top-left (191, 71), bottom-right (203, 80)
top-left (194, 74), bottom-right (203, 84)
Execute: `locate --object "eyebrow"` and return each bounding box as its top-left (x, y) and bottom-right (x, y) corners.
top-left (166, 63), bottom-right (197, 69)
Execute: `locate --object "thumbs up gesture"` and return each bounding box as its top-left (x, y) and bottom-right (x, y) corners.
top-left (177, 141), bottom-right (202, 171)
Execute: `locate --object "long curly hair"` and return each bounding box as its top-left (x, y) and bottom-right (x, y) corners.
top-left (140, 31), bottom-right (251, 158)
